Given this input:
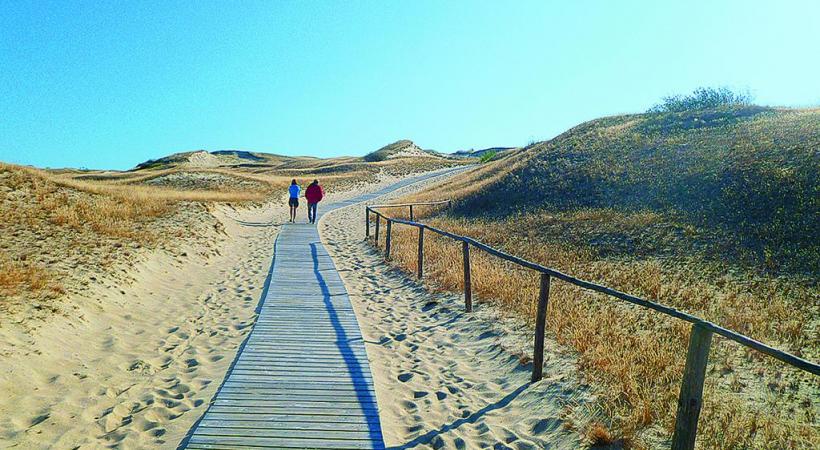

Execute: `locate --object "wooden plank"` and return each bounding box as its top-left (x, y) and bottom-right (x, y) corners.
top-left (225, 370), bottom-right (374, 379)
top-left (462, 240), bottom-right (472, 312)
top-left (374, 215), bottom-right (379, 245)
top-left (365, 207), bottom-right (370, 237)
top-left (200, 413), bottom-right (382, 424)
top-left (238, 351), bottom-right (368, 360)
top-left (384, 219), bottom-right (392, 258)
top-left (219, 382), bottom-right (376, 393)
top-left (236, 354), bottom-right (367, 362)
top-left (206, 406), bottom-right (380, 417)
top-left (671, 323), bottom-right (713, 450)
top-left (531, 273), bottom-right (550, 382)
top-left (235, 353), bottom-right (367, 361)
top-left (187, 436), bottom-right (382, 449)
top-left (193, 426), bottom-right (377, 440)
top-left (198, 419), bottom-right (373, 431)
top-left (241, 343), bottom-right (368, 352)
top-left (417, 226), bottom-right (424, 279)
top-left (233, 360), bottom-right (368, 368)
top-left (213, 399), bottom-right (371, 408)
top-left (239, 347), bottom-right (368, 355)
top-left (215, 393), bottom-right (368, 402)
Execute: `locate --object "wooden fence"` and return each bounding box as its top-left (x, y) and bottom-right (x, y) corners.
top-left (364, 201), bottom-right (820, 450)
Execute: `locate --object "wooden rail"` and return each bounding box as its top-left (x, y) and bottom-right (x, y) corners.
top-left (364, 201), bottom-right (819, 450)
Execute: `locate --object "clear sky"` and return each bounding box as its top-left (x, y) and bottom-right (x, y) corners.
top-left (1, 1), bottom-right (818, 170)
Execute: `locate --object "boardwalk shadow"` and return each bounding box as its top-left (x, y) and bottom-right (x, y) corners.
top-left (387, 383), bottom-right (530, 450)
top-left (311, 242), bottom-right (385, 447)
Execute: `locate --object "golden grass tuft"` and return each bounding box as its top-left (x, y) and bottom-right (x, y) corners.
top-left (586, 422), bottom-right (623, 447)
top-left (0, 256), bottom-right (65, 302)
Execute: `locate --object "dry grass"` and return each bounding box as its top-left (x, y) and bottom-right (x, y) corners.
top-left (0, 162), bottom-right (270, 319)
top-left (0, 256), bottom-right (64, 300)
top-left (369, 191), bottom-right (818, 448)
top-left (45, 170), bottom-right (267, 203)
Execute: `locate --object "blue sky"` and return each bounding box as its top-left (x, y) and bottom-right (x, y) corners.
top-left (1, 1), bottom-right (818, 170)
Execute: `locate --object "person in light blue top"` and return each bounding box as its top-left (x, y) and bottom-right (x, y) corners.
top-left (288, 179), bottom-right (300, 223)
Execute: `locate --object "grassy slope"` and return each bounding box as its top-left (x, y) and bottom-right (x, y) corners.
top-left (386, 107), bottom-right (819, 448)
top-left (454, 106), bottom-right (819, 273)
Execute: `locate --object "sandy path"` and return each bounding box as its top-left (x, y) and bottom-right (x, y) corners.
top-left (320, 175), bottom-right (596, 449)
top-left (0, 173), bottom-right (435, 450)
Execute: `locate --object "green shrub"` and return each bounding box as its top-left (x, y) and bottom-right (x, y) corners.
top-left (479, 150), bottom-right (497, 163)
top-left (648, 87), bottom-right (753, 113)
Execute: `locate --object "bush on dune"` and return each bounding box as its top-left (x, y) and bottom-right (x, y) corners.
top-left (647, 86), bottom-right (753, 113)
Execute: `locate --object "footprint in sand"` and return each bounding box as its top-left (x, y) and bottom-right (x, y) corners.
top-left (155, 388), bottom-right (184, 400)
top-left (400, 400), bottom-right (417, 412)
top-left (530, 418), bottom-right (561, 435)
top-left (27, 413), bottom-right (50, 429)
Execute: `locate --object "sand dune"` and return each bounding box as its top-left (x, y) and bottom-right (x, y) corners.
top-left (0, 202), bottom-right (280, 448)
top-left (320, 177), bottom-right (598, 449)
top-left (0, 173), bottom-right (428, 449)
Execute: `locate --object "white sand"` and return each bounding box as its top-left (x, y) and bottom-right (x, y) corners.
top-left (320, 176), bottom-right (597, 449)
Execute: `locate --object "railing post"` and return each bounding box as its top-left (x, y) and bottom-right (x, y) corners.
top-left (671, 323), bottom-right (713, 450)
top-left (365, 207), bottom-right (370, 238)
top-left (462, 241), bottom-right (472, 312)
top-left (417, 226), bottom-right (424, 278)
top-left (375, 214), bottom-right (380, 246)
top-left (385, 219), bottom-right (392, 258)
top-left (531, 273), bottom-right (550, 382)
top-left (409, 205), bottom-right (414, 222)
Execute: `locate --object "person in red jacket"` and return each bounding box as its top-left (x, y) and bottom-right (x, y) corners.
top-left (304, 179), bottom-right (324, 224)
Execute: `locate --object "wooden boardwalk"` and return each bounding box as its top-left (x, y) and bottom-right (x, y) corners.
top-left (181, 170), bottom-right (462, 449)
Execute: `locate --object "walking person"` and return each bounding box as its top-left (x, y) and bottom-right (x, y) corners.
top-left (288, 179), bottom-right (300, 223)
top-left (305, 179), bottom-right (324, 224)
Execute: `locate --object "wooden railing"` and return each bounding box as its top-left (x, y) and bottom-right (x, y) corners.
top-left (364, 201), bottom-right (820, 450)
